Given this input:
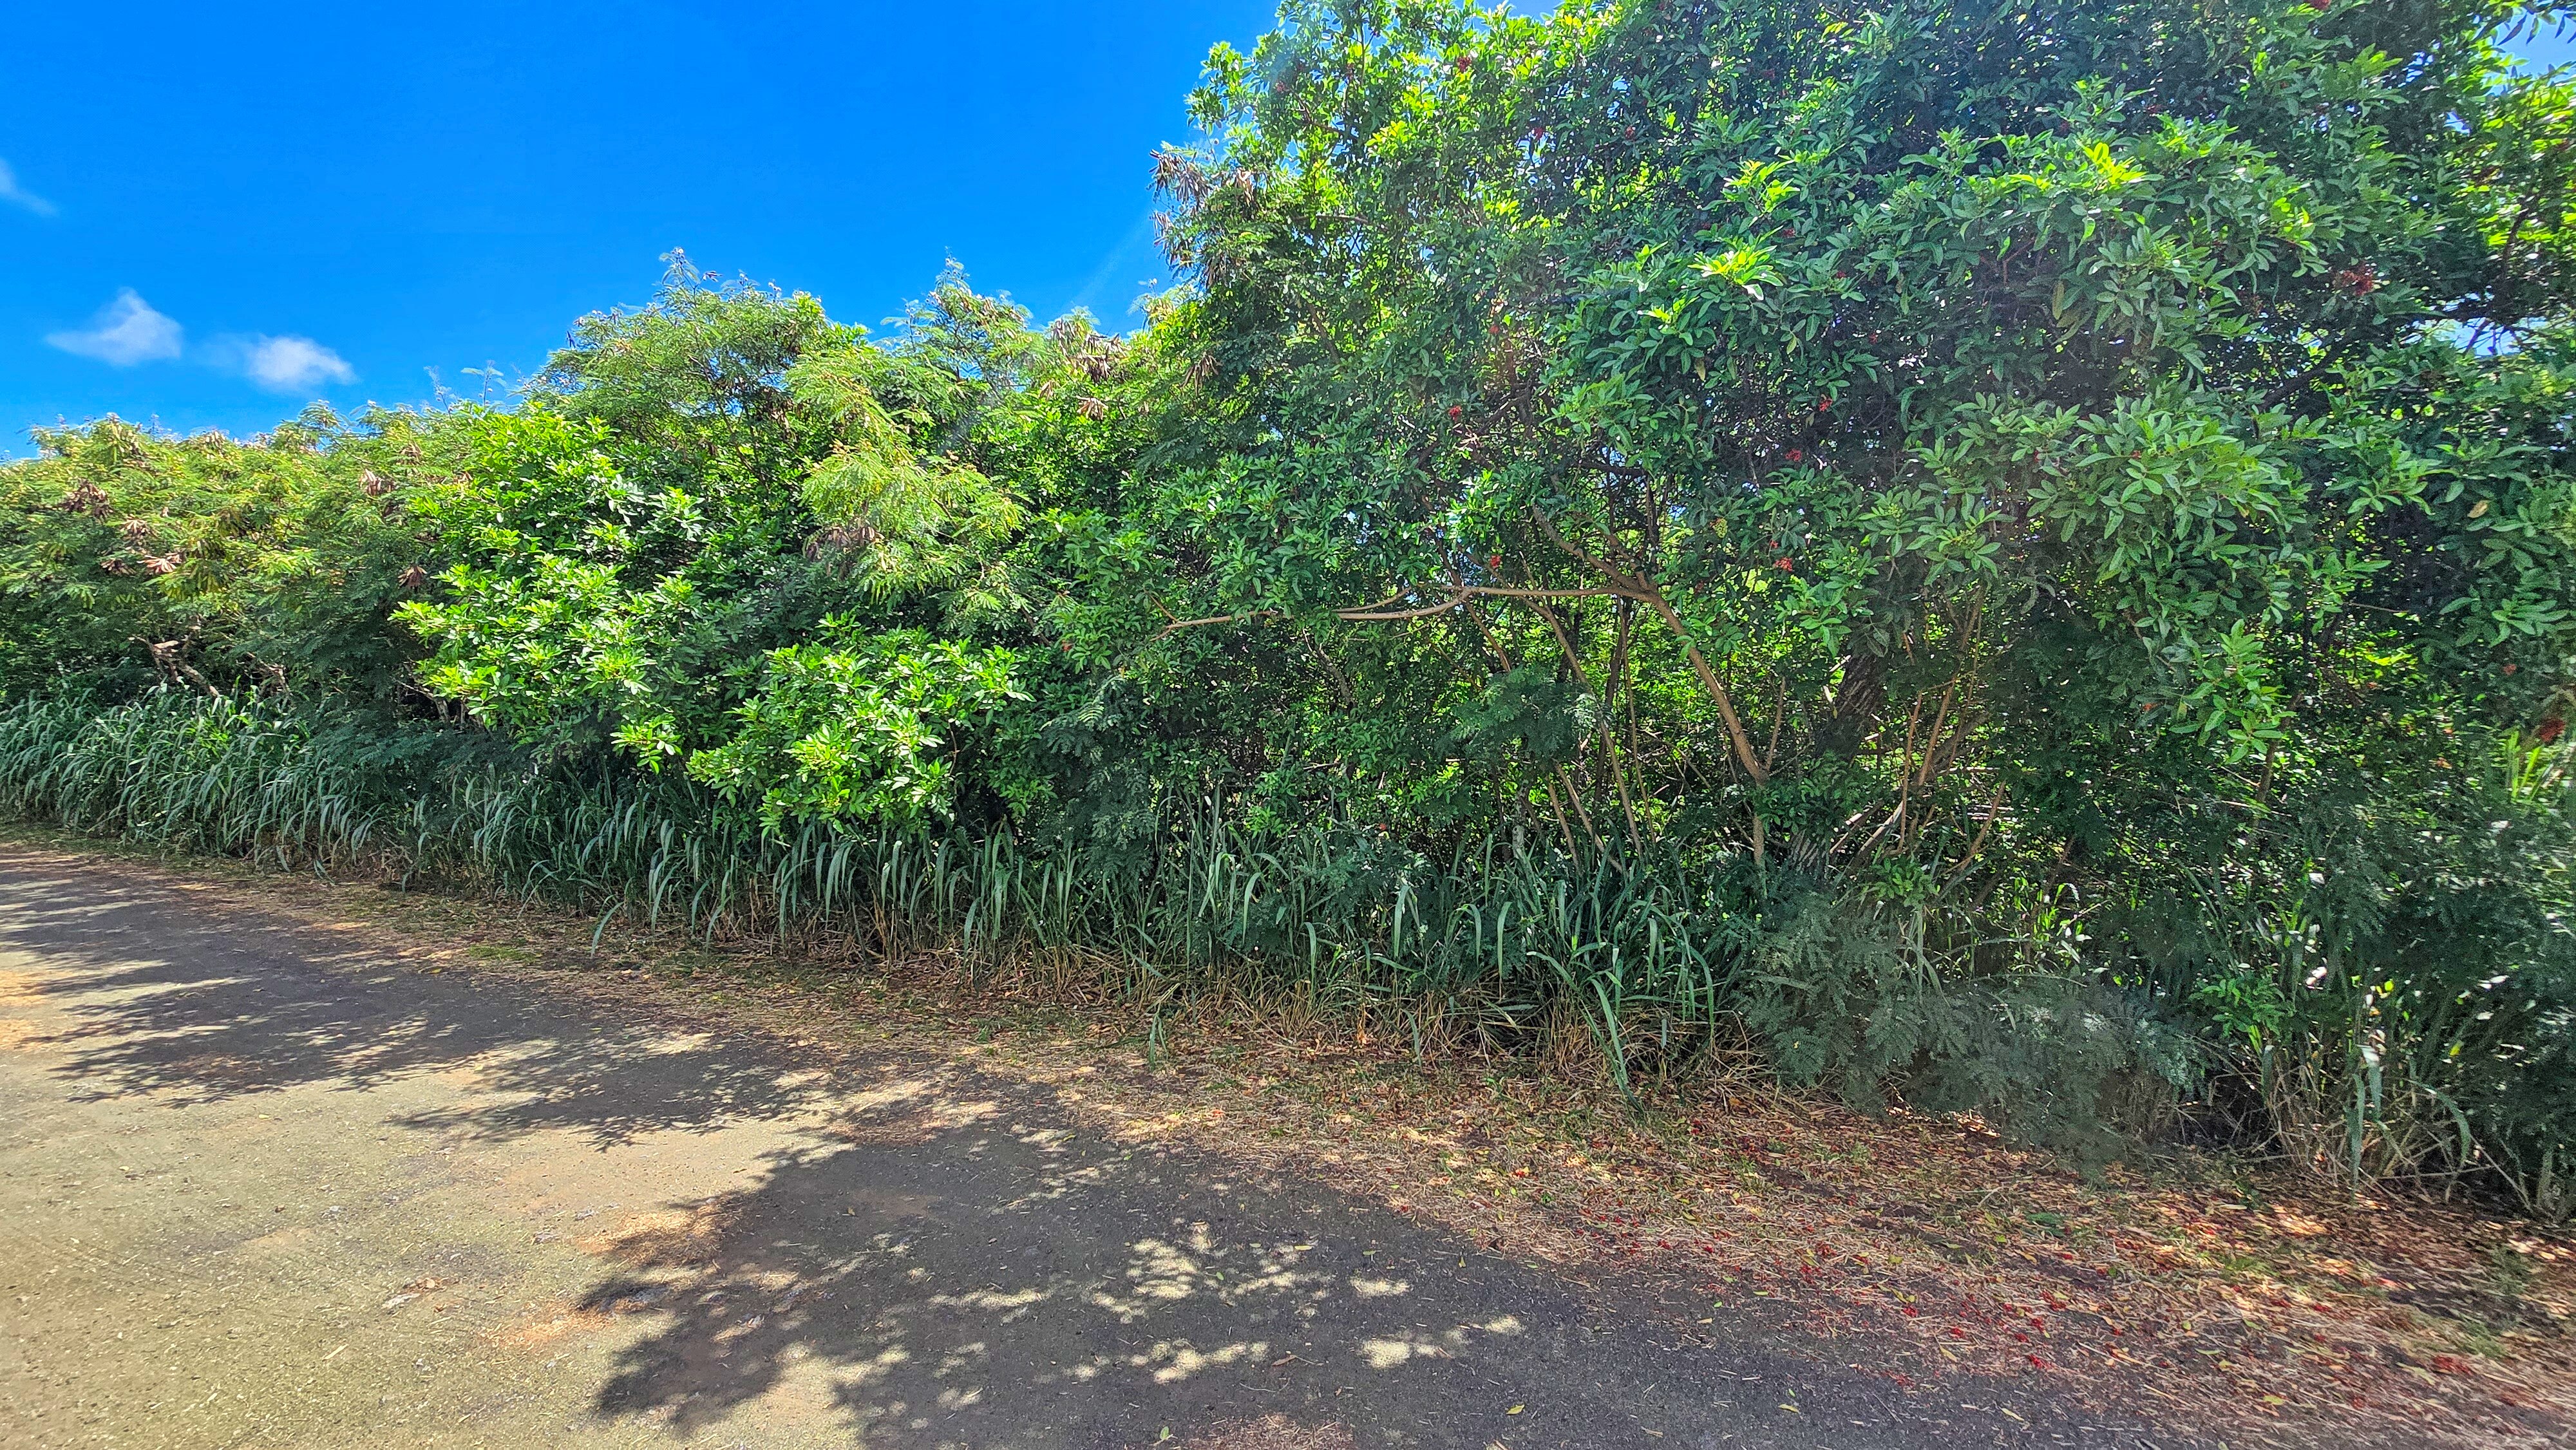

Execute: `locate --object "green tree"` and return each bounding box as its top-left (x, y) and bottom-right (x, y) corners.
top-left (8, 0), bottom-right (2574, 1207)
top-left (0, 409), bottom-right (451, 701)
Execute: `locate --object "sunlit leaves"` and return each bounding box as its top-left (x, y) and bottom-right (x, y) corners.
top-left (685, 629), bottom-right (1021, 829)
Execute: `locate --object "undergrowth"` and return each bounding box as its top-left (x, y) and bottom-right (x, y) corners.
top-left (15, 687), bottom-right (2566, 1219)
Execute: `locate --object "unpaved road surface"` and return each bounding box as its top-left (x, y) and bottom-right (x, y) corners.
top-left (0, 849), bottom-right (2171, 1448)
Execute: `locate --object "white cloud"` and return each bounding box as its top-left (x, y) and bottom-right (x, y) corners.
top-left (232, 334), bottom-right (357, 392)
top-left (46, 289), bottom-right (183, 366)
top-left (0, 158), bottom-right (55, 217)
top-left (46, 288), bottom-right (356, 393)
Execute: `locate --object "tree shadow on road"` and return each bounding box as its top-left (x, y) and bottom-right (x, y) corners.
top-left (549, 1078), bottom-right (1820, 1449)
top-left (0, 856), bottom-right (2114, 1449)
top-left (0, 871), bottom-right (830, 1147)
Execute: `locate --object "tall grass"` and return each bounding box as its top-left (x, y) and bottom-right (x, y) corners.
top-left (13, 690), bottom-right (2563, 1217)
top-left (0, 692), bottom-right (1747, 1091)
top-left (0, 693), bottom-right (399, 868)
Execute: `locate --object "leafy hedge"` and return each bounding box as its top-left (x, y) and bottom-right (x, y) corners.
top-left (7, 0), bottom-right (2576, 1212)
top-left (7, 688), bottom-right (2568, 1211)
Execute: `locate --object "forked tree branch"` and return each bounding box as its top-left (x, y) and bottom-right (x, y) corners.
top-left (1527, 511), bottom-right (1769, 786)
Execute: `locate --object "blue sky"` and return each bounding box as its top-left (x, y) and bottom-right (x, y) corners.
top-left (0, 0), bottom-right (1276, 456)
top-left (3, 6), bottom-right (2571, 458)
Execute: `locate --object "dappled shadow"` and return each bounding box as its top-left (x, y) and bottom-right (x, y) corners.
top-left (535, 1073), bottom-right (2142, 1447)
top-left (0, 851), bottom-right (2152, 1447)
top-left (0, 863), bottom-right (828, 1148)
top-left (560, 1100), bottom-right (1765, 1447)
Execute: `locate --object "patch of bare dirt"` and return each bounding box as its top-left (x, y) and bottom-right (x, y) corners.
top-left (483, 1308), bottom-right (618, 1351)
top-left (578, 1202), bottom-right (736, 1270)
top-left (1184, 1413), bottom-right (1356, 1450)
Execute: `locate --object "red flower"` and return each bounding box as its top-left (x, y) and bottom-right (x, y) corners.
top-left (1817, 397), bottom-right (1832, 412)
top-left (2539, 718), bottom-right (2565, 746)
top-left (1448, 405), bottom-right (1463, 417)
top-left (1783, 449), bottom-right (1803, 464)
top-left (1776, 558), bottom-right (1795, 570)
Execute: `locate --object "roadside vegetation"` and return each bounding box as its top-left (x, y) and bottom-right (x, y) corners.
top-left (9, 829), bottom-right (2565, 1444)
top-left (5, 0), bottom-right (2575, 1239)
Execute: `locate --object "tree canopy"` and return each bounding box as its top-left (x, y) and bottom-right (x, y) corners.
top-left (6, 0), bottom-right (2575, 1211)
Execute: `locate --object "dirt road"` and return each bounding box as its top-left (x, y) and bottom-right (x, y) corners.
top-left (0, 849), bottom-right (2174, 1448)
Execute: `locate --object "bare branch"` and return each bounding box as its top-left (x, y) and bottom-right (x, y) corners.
top-left (1942, 780), bottom-right (2011, 887)
top-left (1333, 599), bottom-right (1474, 623)
top-left (1332, 583), bottom-right (1618, 623)
top-left (1528, 509), bottom-right (1768, 786)
top-left (1151, 609), bottom-right (1279, 639)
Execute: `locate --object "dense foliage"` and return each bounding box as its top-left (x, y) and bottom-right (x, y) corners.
top-left (6, 0), bottom-right (2575, 1213)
